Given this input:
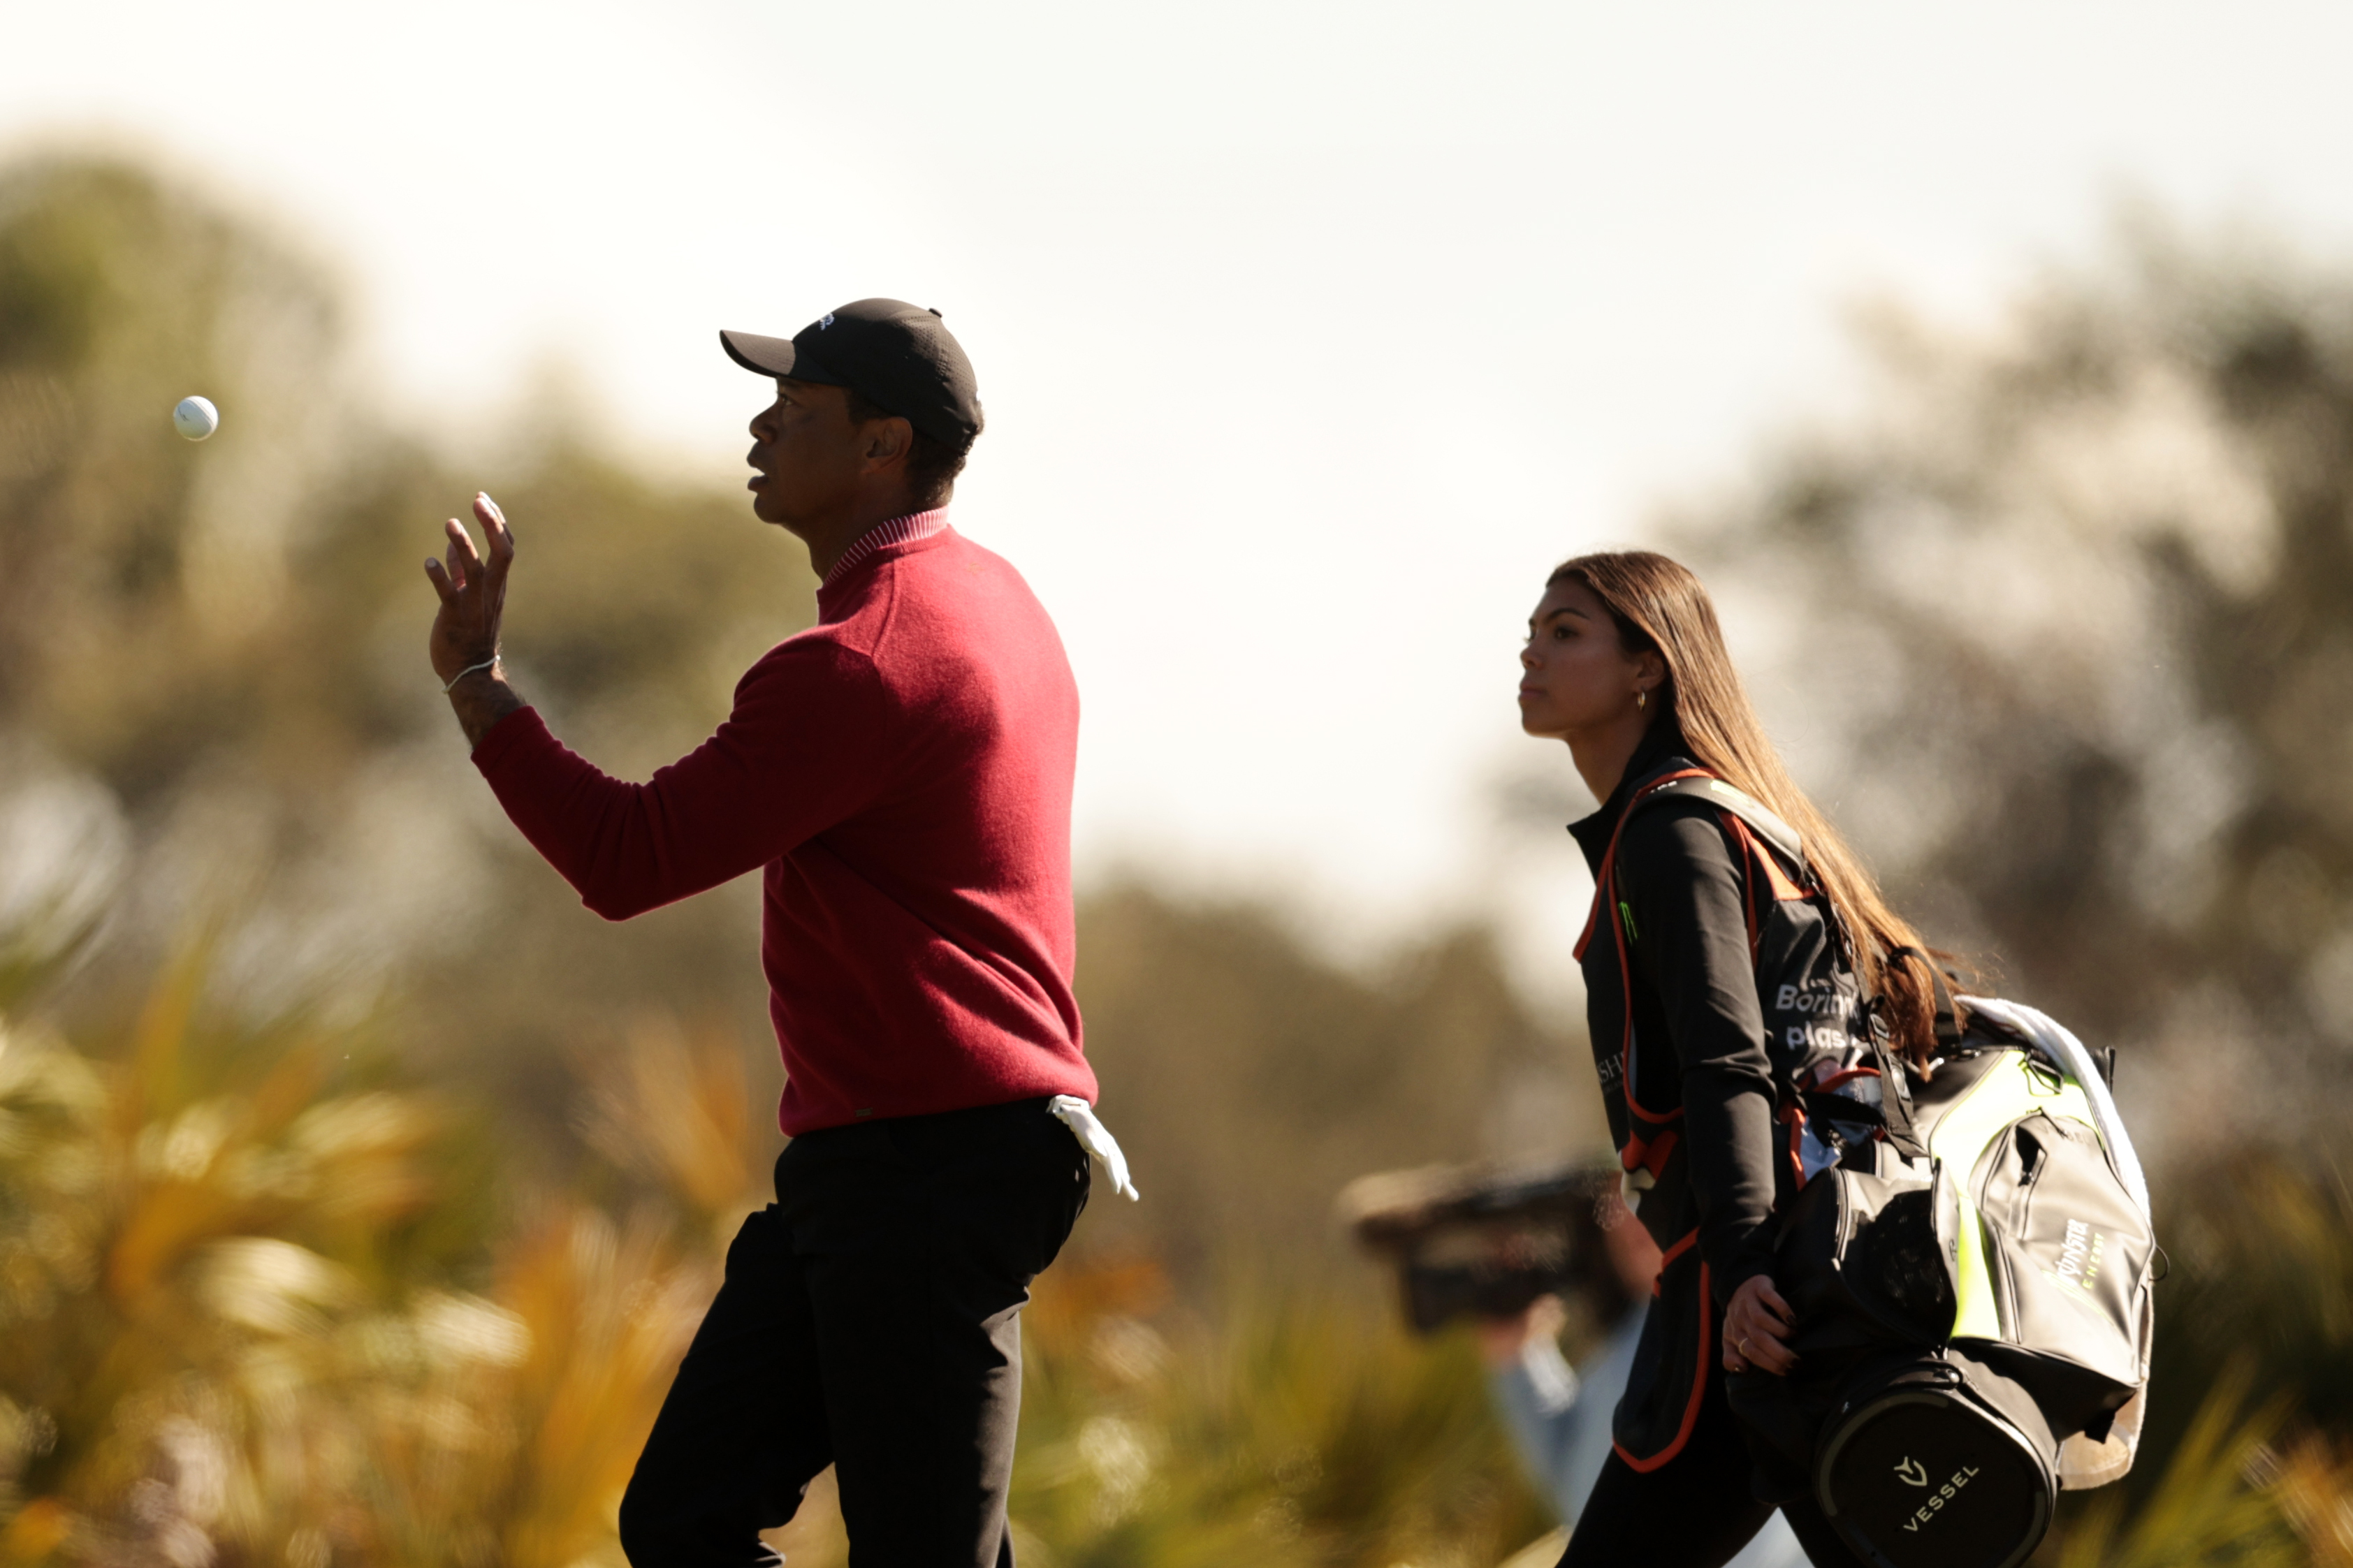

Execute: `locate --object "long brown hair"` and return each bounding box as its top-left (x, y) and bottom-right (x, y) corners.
top-left (1552, 549), bottom-right (1956, 1071)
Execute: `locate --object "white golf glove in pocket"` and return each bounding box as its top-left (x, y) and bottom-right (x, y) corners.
top-left (1048, 1095), bottom-right (1140, 1201)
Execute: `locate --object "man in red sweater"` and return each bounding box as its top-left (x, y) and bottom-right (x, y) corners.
top-left (423, 300), bottom-right (1129, 1567)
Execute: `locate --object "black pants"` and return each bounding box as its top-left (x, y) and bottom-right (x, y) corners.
top-left (618, 1097), bottom-right (1091, 1568)
top-left (1557, 1358), bottom-right (1865, 1568)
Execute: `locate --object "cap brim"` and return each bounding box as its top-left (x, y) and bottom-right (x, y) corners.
top-left (720, 328), bottom-right (847, 386)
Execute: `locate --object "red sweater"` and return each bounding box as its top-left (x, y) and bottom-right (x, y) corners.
top-left (473, 525), bottom-right (1098, 1134)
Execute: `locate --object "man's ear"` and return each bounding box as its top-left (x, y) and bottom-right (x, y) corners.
top-left (862, 416), bottom-right (914, 471)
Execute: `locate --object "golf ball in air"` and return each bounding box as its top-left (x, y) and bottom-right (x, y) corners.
top-left (173, 396), bottom-right (219, 441)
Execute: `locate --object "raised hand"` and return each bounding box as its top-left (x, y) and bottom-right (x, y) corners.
top-left (424, 492), bottom-right (525, 749)
top-left (425, 492), bottom-right (514, 686)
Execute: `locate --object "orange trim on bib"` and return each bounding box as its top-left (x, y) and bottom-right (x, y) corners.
top-left (1588, 770), bottom-right (1717, 1125)
top-left (1621, 1127), bottom-right (1682, 1185)
top-left (1650, 1226), bottom-right (1698, 1289)
top-left (1615, 1254), bottom-right (1714, 1473)
top-left (1778, 1102), bottom-right (1808, 1189)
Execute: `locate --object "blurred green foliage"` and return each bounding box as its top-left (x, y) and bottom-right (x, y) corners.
top-left (0, 941), bottom-right (1566, 1568)
top-left (1009, 1273), bottom-right (1551, 1568)
top-left (0, 940), bottom-right (740, 1568)
top-left (2055, 1366), bottom-right (2301, 1568)
top-left (6, 946), bottom-right (2352, 1566)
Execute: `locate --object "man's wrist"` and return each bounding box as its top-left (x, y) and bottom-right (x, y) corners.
top-left (442, 652), bottom-right (502, 694)
top-left (446, 666), bottom-right (526, 752)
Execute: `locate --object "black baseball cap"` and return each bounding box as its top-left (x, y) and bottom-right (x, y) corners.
top-left (721, 300), bottom-right (981, 446)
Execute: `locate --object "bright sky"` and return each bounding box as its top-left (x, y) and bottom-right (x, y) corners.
top-left (10, 1), bottom-right (2353, 990)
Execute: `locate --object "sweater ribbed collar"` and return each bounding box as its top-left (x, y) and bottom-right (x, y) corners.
top-left (822, 508), bottom-right (951, 589)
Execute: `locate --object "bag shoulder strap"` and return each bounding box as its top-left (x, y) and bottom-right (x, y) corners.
top-left (1872, 946), bottom-right (1968, 1161)
top-left (1628, 775), bottom-right (1809, 876)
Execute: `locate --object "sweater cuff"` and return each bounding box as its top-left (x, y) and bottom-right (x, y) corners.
top-left (468, 704), bottom-right (546, 775)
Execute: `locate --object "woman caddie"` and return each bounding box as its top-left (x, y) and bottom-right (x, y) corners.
top-left (1518, 552), bottom-right (1953, 1567)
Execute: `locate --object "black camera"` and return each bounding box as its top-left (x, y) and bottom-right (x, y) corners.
top-left (1339, 1159), bottom-right (1629, 1335)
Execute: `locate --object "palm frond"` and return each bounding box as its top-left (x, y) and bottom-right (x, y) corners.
top-left (2057, 1365), bottom-right (2301, 1568)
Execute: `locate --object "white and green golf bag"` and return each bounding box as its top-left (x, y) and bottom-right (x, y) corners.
top-left (1733, 994), bottom-right (2158, 1568)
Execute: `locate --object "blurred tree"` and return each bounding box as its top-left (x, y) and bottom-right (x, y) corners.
top-left (0, 155), bottom-right (815, 1174)
top-left (1677, 221), bottom-right (2353, 1155)
top-left (0, 156), bottom-right (344, 805)
top-left (0, 156), bottom-right (813, 807)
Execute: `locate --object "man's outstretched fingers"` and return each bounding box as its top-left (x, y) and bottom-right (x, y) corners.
top-left (437, 534), bottom-right (469, 594)
top-left (424, 557), bottom-right (460, 605)
top-left (475, 490), bottom-right (510, 545)
top-left (476, 494), bottom-right (514, 610)
top-left (444, 515), bottom-right (484, 579)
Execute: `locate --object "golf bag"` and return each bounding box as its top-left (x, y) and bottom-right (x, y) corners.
top-left (1608, 777), bottom-right (2157, 1568)
top-left (1735, 1006), bottom-right (2157, 1568)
